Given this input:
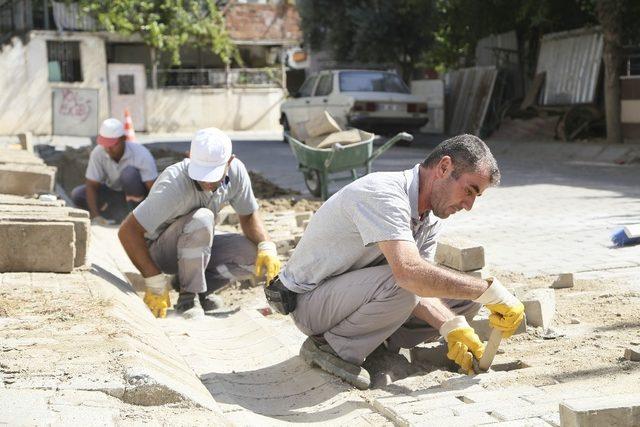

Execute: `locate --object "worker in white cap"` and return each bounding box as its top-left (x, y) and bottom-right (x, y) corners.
top-left (118, 127), bottom-right (280, 318)
top-left (71, 118), bottom-right (158, 224)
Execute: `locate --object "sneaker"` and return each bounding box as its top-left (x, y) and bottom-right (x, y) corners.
top-left (299, 337), bottom-right (370, 390)
top-left (198, 292), bottom-right (227, 314)
top-left (174, 292), bottom-right (204, 319)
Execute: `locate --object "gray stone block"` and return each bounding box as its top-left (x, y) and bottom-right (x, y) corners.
top-left (17, 132), bottom-right (34, 153)
top-left (470, 312), bottom-right (527, 341)
top-left (0, 163), bottom-right (56, 196)
top-left (0, 194), bottom-right (64, 207)
top-left (519, 288), bottom-right (556, 329)
top-left (435, 238), bottom-right (485, 272)
top-left (409, 342), bottom-right (457, 369)
top-left (624, 347), bottom-right (640, 362)
top-left (0, 150), bottom-right (43, 165)
top-left (559, 393), bottom-right (640, 427)
top-left (0, 221), bottom-right (75, 272)
top-left (296, 212), bottom-right (312, 227)
top-left (551, 273), bottom-right (574, 289)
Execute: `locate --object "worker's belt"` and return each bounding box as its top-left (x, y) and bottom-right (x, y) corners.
top-left (264, 276), bottom-right (297, 315)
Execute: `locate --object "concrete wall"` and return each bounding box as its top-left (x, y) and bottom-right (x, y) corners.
top-left (145, 87), bottom-right (285, 132)
top-left (0, 31), bottom-right (109, 135)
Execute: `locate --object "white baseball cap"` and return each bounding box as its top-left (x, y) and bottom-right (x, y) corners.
top-left (97, 118), bottom-right (125, 147)
top-left (188, 128), bottom-right (232, 182)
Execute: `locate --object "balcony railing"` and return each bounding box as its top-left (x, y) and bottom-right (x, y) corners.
top-left (154, 67), bottom-right (283, 89)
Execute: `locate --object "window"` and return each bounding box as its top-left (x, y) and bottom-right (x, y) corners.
top-left (47, 41), bottom-right (82, 82)
top-left (314, 74), bottom-right (333, 96)
top-left (298, 75), bottom-right (318, 97)
top-left (118, 75), bottom-right (135, 94)
top-left (339, 71), bottom-right (409, 94)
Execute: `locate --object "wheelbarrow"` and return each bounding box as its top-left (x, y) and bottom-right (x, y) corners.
top-left (285, 131), bottom-right (413, 200)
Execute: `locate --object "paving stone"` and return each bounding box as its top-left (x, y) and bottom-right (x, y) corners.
top-left (0, 150), bottom-right (43, 165)
top-left (470, 312), bottom-right (527, 341)
top-left (295, 212), bottom-right (312, 227)
top-left (559, 393), bottom-right (640, 427)
top-left (415, 412), bottom-right (497, 426)
top-left (0, 163), bottom-right (56, 196)
top-left (491, 402), bottom-right (558, 421)
top-left (17, 132), bottom-right (34, 153)
top-left (0, 221), bottom-right (75, 272)
top-left (521, 389), bottom-right (603, 405)
top-left (0, 194), bottom-right (64, 207)
top-left (481, 418), bottom-right (553, 426)
top-left (519, 288), bottom-right (556, 329)
top-left (461, 386), bottom-right (544, 404)
top-left (551, 273), bottom-right (574, 289)
top-left (435, 238), bottom-right (485, 272)
top-left (624, 346), bottom-right (640, 362)
top-left (452, 396), bottom-right (532, 415)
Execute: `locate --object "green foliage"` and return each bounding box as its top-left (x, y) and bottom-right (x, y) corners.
top-left (298, 0), bottom-right (437, 81)
top-left (77, 0), bottom-right (238, 65)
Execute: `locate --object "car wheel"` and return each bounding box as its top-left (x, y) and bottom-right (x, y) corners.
top-left (281, 115), bottom-right (290, 143)
top-left (303, 170), bottom-right (322, 197)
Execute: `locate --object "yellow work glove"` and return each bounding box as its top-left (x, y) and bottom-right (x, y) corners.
top-left (474, 278), bottom-right (525, 338)
top-left (440, 316), bottom-right (485, 375)
top-left (143, 274), bottom-right (171, 318)
top-left (255, 241), bottom-right (281, 284)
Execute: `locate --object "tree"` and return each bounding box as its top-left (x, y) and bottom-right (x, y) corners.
top-left (77, 0), bottom-right (238, 86)
top-left (298, 0), bottom-right (437, 82)
top-left (595, 0), bottom-right (624, 144)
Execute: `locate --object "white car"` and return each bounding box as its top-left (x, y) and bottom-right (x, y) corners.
top-left (280, 69), bottom-right (428, 137)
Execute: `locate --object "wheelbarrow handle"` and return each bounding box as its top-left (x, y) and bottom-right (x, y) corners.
top-left (323, 143), bottom-right (344, 169)
top-left (367, 132), bottom-right (413, 163)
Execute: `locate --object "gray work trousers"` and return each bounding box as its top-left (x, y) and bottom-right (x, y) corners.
top-left (291, 264), bottom-right (481, 365)
top-left (149, 208), bottom-right (257, 294)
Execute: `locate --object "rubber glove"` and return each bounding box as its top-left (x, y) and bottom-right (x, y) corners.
top-left (440, 316), bottom-right (485, 375)
top-left (143, 274), bottom-right (171, 318)
top-left (91, 216), bottom-right (115, 226)
top-left (255, 241), bottom-right (281, 284)
top-left (474, 278), bottom-right (525, 338)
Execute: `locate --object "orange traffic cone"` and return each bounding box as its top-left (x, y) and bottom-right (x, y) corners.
top-left (124, 108), bottom-right (136, 142)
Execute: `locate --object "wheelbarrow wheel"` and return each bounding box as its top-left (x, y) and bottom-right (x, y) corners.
top-left (304, 170), bottom-right (322, 197)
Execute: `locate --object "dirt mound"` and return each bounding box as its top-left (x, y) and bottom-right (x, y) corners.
top-left (259, 197), bottom-right (322, 213)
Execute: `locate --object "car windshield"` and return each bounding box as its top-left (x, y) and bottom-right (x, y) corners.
top-left (339, 71), bottom-right (409, 93)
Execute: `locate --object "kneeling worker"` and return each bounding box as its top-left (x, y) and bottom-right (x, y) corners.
top-left (71, 118), bottom-right (158, 224)
top-left (267, 134), bottom-right (524, 389)
top-left (119, 127), bottom-right (280, 318)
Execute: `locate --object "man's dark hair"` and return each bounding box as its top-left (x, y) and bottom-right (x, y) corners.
top-left (422, 134), bottom-right (500, 185)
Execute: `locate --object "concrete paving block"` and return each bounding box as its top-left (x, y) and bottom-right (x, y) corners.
top-left (0, 221), bottom-right (75, 272)
top-left (559, 393), bottom-right (640, 427)
top-left (520, 288), bottom-right (556, 329)
top-left (410, 342), bottom-right (457, 369)
top-left (483, 419), bottom-right (553, 426)
top-left (551, 273), bottom-right (574, 289)
top-left (0, 210), bottom-right (89, 268)
top-left (17, 132), bottom-right (34, 152)
top-left (452, 396), bottom-right (532, 416)
top-left (491, 402), bottom-right (558, 421)
top-left (417, 412), bottom-right (497, 426)
top-left (470, 312), bottom-right (527, 341)
top-left (0, 163), bottom-right (56, 196)
top-left (295, 212), bottom-right (312, 227)
top-left (624, 346), bottom-right (640, 362)
top-left (461, 386), bottom-right (544, 404)
top-left (435, 238), bottom-right (485, 272)
top-left (0, 150), bottom-right (44, 165)
top-left (0, 194), bottom-right (65, 207)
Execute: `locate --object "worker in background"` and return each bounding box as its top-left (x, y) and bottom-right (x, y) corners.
top-left (266, 134), bottom-right (525, 389)
top-left (118, 127), bottom-right (280, 318)
top-left (71, 118), bottom-right (158, 225)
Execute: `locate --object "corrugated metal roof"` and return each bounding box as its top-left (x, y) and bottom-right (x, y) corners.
top-left (536, 27), bottom-right (603, 105)
top-left (444, 66), bottom-right (498, 135)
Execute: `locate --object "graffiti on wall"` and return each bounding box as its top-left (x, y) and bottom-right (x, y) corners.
top-left (52, 88), bottom-right (98, 136)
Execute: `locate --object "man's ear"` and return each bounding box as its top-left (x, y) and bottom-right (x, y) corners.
top-left (436, 156), bottom-right (452, 178)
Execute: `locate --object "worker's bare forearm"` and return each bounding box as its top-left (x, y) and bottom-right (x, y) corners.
top-left (118, 214), bottom-right (161, 278)
top-left (85, 180), bottom-right (101, 218)
top-left (412, 297), bottom-right (457, 330)
top-left (239, 211), bottom-right (270, 245)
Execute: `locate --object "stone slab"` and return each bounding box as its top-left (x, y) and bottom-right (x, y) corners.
top-left (551, 273), bottom-right (574, 289)
top-left (0, 163), bottom-right (56, 196)
top-left (0, 194), bottom-right (65, 207)
top-left (0, 221), bottom-right (75, 272)
top-left (470, 312), bottom-right (527, 341)
top-left (624, 347), bottom-right (640, 362)
top-left (435, 238), bottom-right (485, 272)
top-left (520, 288), bottom-right (556, 329)
top-left (0, 151), bottom-right (44, 165)
top-left (17, 132), bottom-right (34, 153)
top-left (559, 393), bottom-right (640, 427)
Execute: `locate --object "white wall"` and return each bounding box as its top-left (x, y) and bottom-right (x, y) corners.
top-left (145, 87), bottom-right (285, 133)
top-left (0, 31), bottom-right (109, 135)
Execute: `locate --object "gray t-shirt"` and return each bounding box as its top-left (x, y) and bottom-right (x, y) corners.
top-left (85, 142), bottom-right (158, 191)
top-left (133, 158), bottom-right (259, 241)
top-left (280, 164), bottom-right (442, 293)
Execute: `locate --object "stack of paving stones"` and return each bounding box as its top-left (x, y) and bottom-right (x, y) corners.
top-left (217, 205), bottom-right (313, 261)
top-left (0, 133), bottom-right (89, 273)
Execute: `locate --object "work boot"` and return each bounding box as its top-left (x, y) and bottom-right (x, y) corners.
top-left (299, 337), bottom-right (370, 390)
top-left (174, 292), bottom-right (204, 319)
top-left (198, 292), bottom-right (227, 315)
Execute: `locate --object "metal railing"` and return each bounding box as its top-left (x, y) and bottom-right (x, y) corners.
top-left (154, 67), bottom-right (283, 89)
